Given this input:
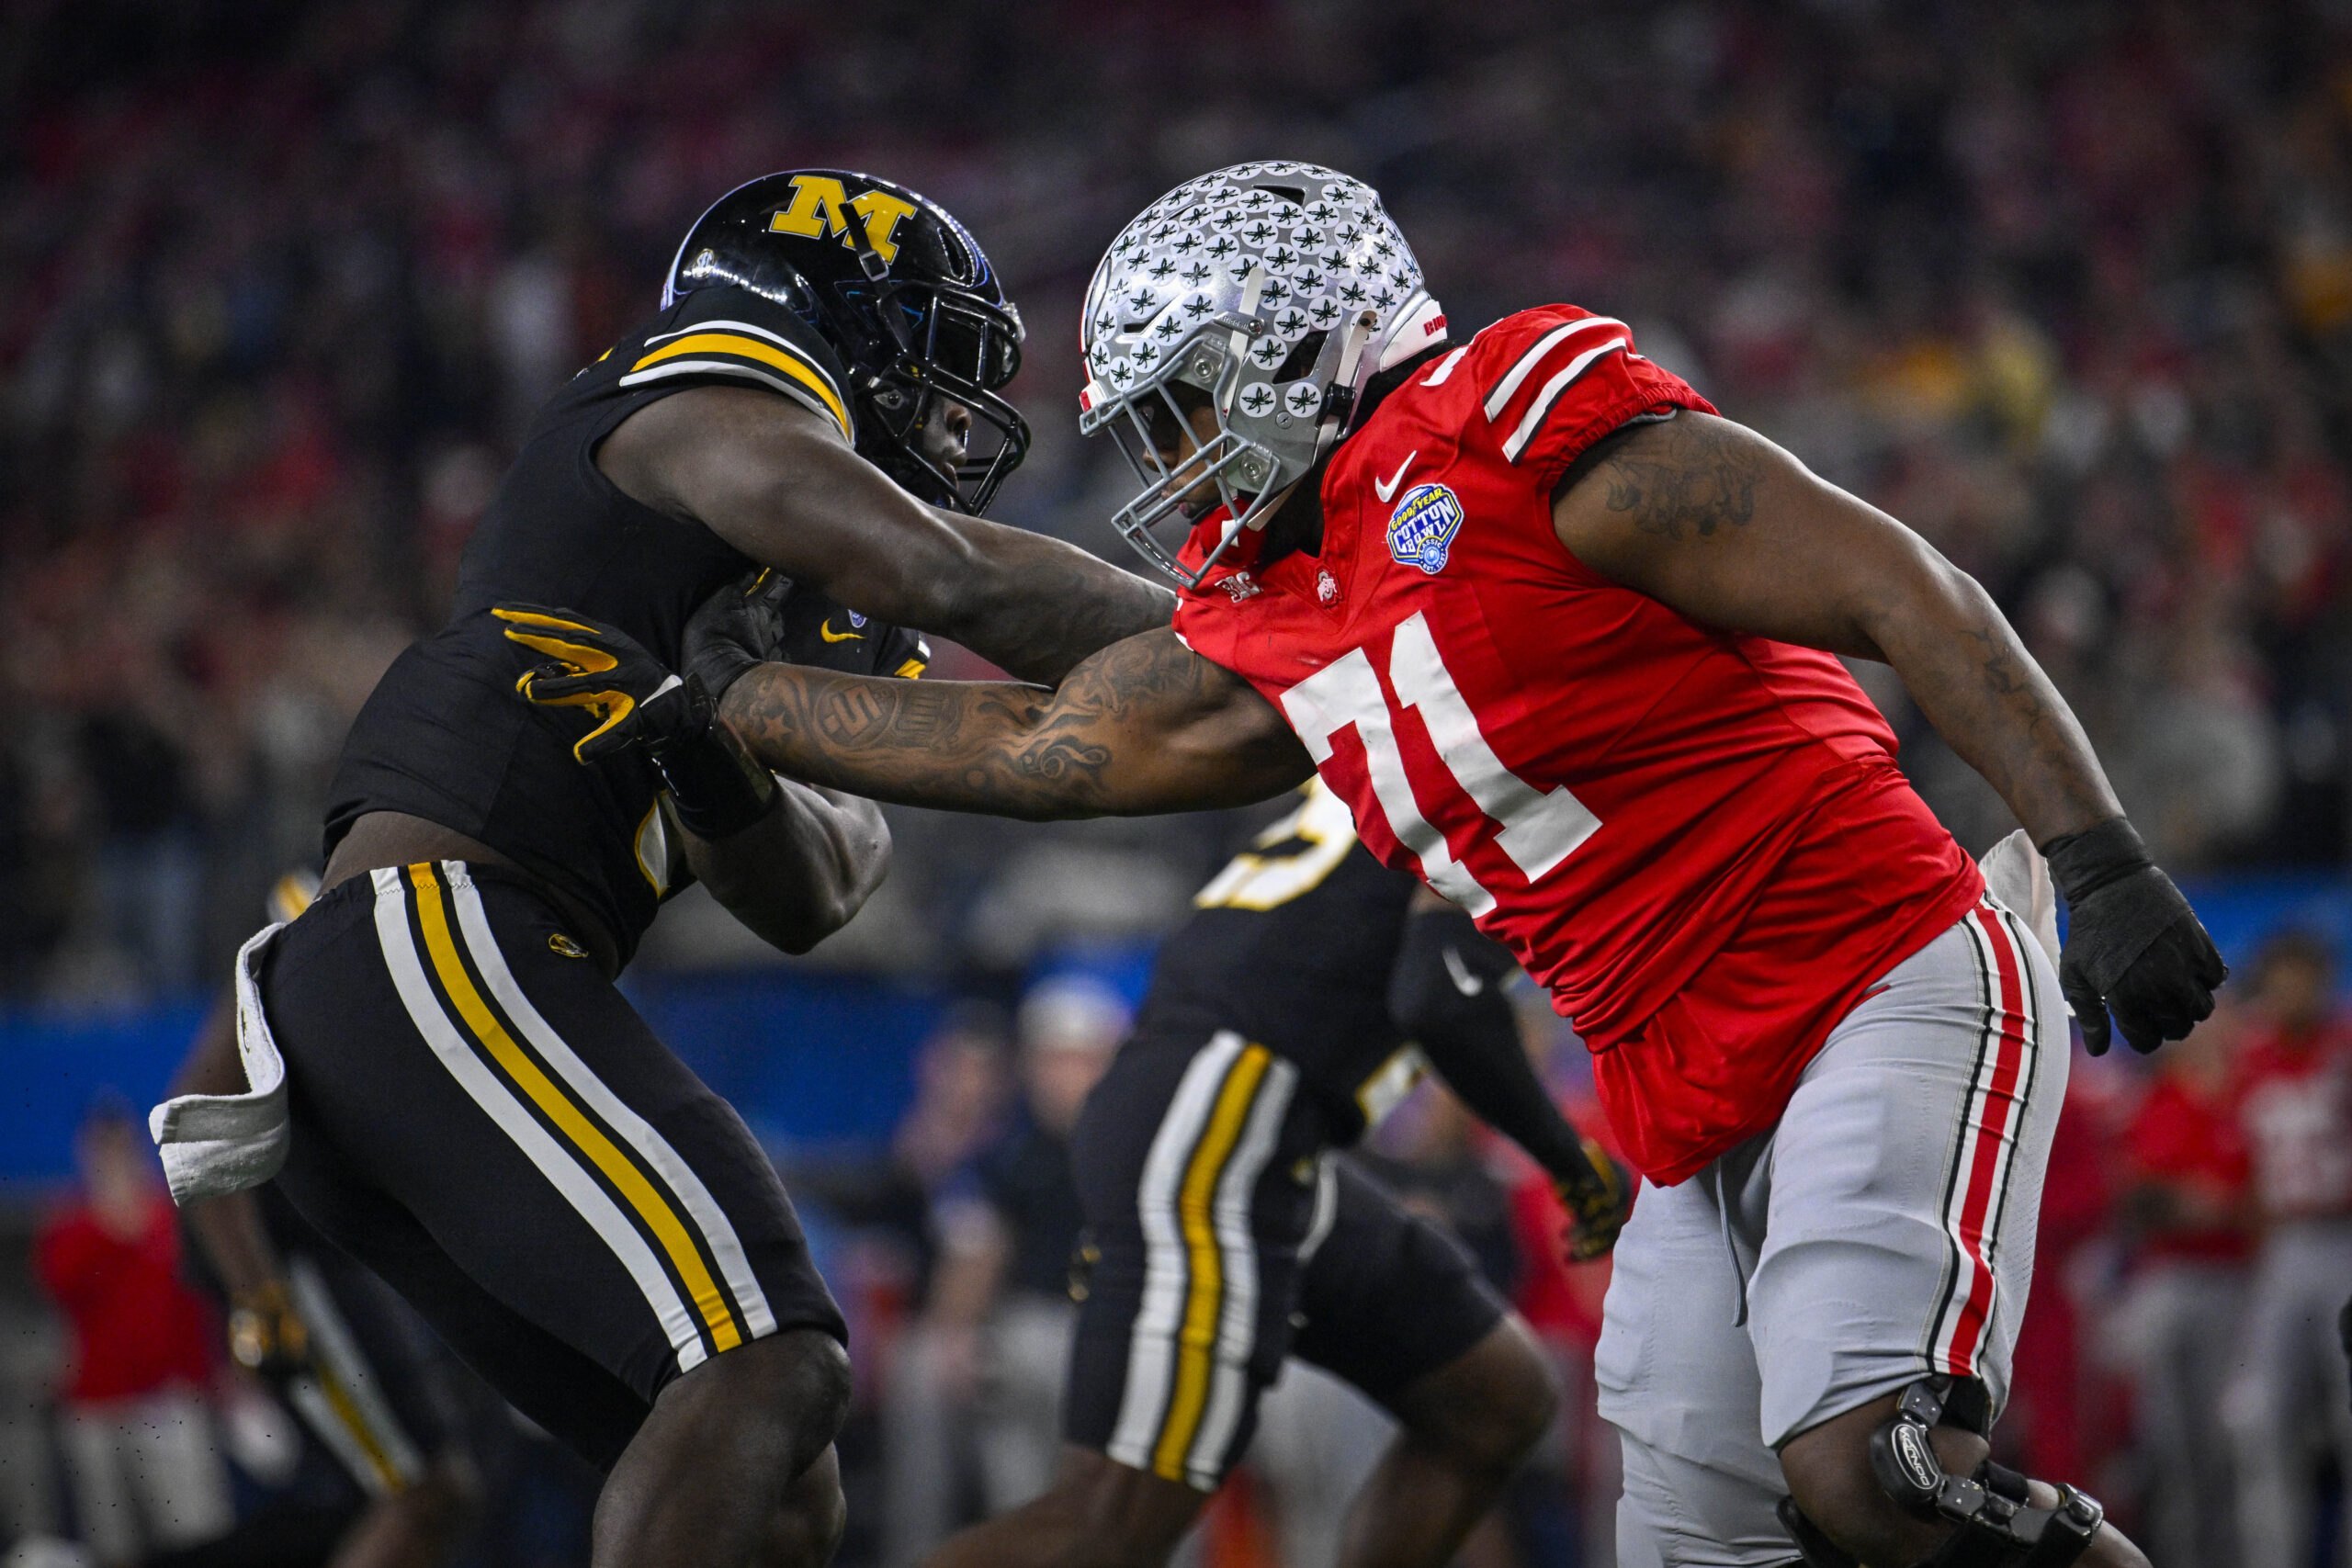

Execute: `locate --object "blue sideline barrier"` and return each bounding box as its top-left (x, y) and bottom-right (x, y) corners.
top-left (0, 874), bottom-right (2343, 1188)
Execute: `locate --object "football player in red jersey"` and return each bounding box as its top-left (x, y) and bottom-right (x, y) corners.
top-left (541, 162), bottom-right (2220, 1568)
top-left (2225, 931), bottom-right (2352, 1568)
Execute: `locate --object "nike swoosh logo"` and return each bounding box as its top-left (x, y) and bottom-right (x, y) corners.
top-left (820, 620), bottom-right (864, 643)
top-left (1442, 946), bottom-right (1484, 997)
top-left (1374, 450), bottom-right (1418, 503)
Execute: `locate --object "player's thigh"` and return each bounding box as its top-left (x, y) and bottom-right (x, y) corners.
top-left (1287, 1156), bottom-right (1512, 1425)
top-left (1593, 1165), bottom-right (1784, 1551)
top-left (1747, 897), bottom-right (2065, 1451)
top-left (1064, 1030), bottom-right (1326, 1495)
top-left (266, 863), bottom-right (843, 1466)
top-left (276, 1109), bottom-right (653, 1471)
top-left (1617, 1430), bottom-right (1804, 1568)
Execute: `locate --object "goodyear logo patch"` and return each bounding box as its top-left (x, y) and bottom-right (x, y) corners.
top-left (1386, 483), bottom-right (1463, 575)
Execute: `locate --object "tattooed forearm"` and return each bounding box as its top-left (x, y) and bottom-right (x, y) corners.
top-left (718, 627), bottom-right (1306, 820)
top-left (933, 516), bottom-right (1177, 684)
top-left (1594, 416), bottom-right (1762, 540)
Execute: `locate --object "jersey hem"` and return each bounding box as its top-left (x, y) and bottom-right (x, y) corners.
top-left (1627, 858), bottom-right (1987, 1187)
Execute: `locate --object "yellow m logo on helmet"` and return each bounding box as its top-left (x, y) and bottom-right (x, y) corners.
top-left (767, 175), bottom-right (918, 265)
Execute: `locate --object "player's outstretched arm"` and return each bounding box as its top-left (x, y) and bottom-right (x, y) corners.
top-left (599, 385), bottom-right (1173, 684)
top-left (1554, 411), bottom-right (2223, 1053)
top-left (500, 602), bottom-right (893, 954)
top-left (717, 627), bottom-right (1315, 820)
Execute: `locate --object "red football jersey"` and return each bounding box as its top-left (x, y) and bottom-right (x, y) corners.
top-left (1172, 307), bottom-right (1983, 1183)
top-left (2233, 1020), bottom-right (2352, 1221)
top-left (2122, 1075), bottom-right (2252, 1262)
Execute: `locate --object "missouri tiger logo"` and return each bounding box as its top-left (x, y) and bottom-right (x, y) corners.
top-left (766, 175), bottom-right (918, 265)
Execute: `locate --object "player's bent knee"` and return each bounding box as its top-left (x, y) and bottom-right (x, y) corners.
top-left (761, 1446), bottom-right (846, 1568)
top-left (1397, 1315), bottom-right (1558, 1474)
top-left (1779, 1377), bottom-right (2120, 1568)
top-left (650, 1327), bottom-right (854, 1483)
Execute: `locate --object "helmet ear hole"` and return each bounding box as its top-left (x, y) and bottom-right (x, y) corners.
top-left (1272, 331), bottom-right (1328, 384)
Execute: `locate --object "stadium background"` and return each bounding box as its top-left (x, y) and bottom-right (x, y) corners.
top-left (2, 0), bottom-right (2349, 1563)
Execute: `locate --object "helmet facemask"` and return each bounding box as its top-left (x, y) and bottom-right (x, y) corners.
top-left (840, 277), bottom-right (1031, 514)
top-left (1083, 290), bottom-right (1372, 587)
top-left (1080, 161), bottom-right (1444, 588)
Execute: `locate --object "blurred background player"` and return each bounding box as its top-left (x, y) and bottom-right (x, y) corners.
top-left (34, 1100), bottom-right (232, 1568)
top-left (2114, 998), bottom-right (2252, 1568)
top-left (906, 778), bottom-right (1626, 1568)
top-left (2225, 931), bottom-right (2352, 1568)
top-left (880, 976), bottom-right (1125, 1568)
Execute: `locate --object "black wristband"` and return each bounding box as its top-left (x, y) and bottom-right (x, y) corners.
top-left (2039, 816), bottom-right (2154, 906)
top-left (645, 685), bottom-right (778, 840)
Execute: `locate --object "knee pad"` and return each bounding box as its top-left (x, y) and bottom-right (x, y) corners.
top-left (1781, 1376), bottom-right (2104, 1568)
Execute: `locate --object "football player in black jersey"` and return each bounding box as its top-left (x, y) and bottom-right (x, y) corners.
top-left (915, 779), bottom-right (1631, 1568)
top-left (170, 173), bottom-right (1171, 1568)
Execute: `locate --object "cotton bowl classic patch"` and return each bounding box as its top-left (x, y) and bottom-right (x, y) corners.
top-left (1387, 483), bottom-right (1464, 574)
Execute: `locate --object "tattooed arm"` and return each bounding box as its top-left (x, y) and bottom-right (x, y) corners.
top-left (598, 384), bottom-right (1174, 683)
top-left (1551, 410), bottom-right (2121, 843)
top-left (718, 627), bottom-right (1314, 819)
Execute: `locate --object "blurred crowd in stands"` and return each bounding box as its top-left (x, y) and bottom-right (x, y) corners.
top-left (3, 930), bottom-right (2346, 1566)
top-left (5, 0), bottom-right (2352, 1000)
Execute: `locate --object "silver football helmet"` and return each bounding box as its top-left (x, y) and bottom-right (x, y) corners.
top-left (1080, 162), bottom-right (1445, 586)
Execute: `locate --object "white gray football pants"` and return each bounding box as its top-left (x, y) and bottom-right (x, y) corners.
top-left (1600, 900), bottom-right (2065, 1567)
top-left (2224, 1218), bottom-right (2352, 1568)
top-left (2117, 1259), bottom-right (2245, 1568)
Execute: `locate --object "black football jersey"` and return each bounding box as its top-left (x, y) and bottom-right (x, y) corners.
top-left (1131, 782), bottom-right (1429, 1144)
top-left (324, 285), bottom-right (920, 966)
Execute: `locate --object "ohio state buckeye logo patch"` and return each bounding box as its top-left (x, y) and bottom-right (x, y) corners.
top-left (1386, 482), bottom-right (1463, 574)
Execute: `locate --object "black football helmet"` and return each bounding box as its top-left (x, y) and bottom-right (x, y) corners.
top-left (663, 169), bottom-right (1030, 513)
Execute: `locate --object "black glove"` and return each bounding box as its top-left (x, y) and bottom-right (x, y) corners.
top-left (2041, 817), bottom-right (2225, 1056)
top-left (495, 603), bottom-right (777, 840)
top-left (682, 570), bottom-right (793, 703)
top-left (1556, 1141), bottom-right (1634, 1263)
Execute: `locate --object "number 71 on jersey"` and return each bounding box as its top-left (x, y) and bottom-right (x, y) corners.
top-left (1278, 613), bottom-right (1600, 918)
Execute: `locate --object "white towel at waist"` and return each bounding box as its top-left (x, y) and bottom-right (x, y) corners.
top-left (147, 922), bottom-right (288, 1205)
top-left (1977, 827), bottom-right (2064, 975)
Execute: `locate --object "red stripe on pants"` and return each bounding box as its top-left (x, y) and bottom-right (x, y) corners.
top-left (1942, 904), bottom-right (2030, 1375)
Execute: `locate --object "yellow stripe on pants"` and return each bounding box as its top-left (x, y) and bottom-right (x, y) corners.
top-left (405, 865), bottom-right (743, 1352)
top-left (1150, 1043), bottom-right (1272, 1482)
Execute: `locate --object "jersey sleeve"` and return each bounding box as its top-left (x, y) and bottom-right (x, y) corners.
top-left (613, 284), bottom-right (856, 444)
top-left (1463, 307), bottom-right (1716, 486)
